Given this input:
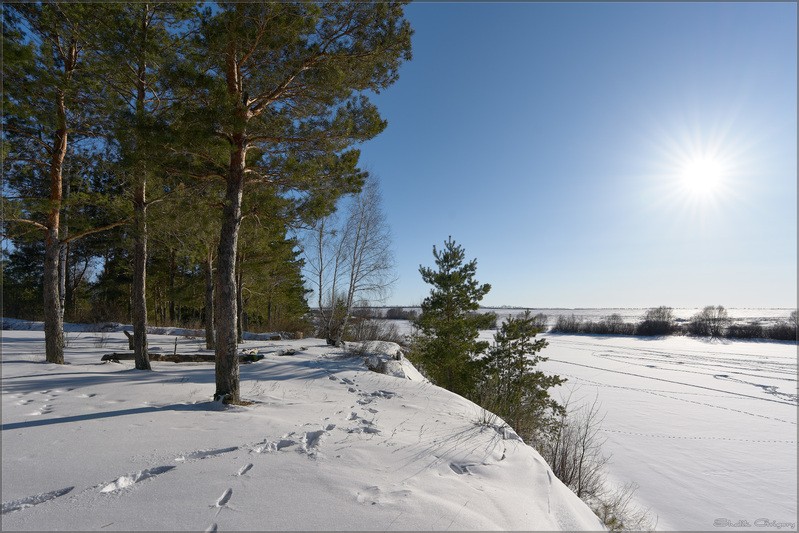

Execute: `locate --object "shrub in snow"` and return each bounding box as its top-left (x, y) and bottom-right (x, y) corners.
top-left (635, 306), bottom-right (675, 336)
top-left (688, 305), bottom-right (731, 338)
top-left (725, 321), bottom-right (764, 339)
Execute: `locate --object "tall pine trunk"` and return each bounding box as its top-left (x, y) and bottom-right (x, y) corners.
top-left (43, 81), bottom-right (70, 364)
top-left (214, 136), bottom-right (246, 402)
top-left (44, 230), bottom-right (64, 364)
top-left (58, 179), bottom-right (69, 322)
top-left (204, 249), bottom-right (215, 349)
top-left (130, 4), bottom-right (151, 370)
top-left (132, 181), bottom-right (150, 369)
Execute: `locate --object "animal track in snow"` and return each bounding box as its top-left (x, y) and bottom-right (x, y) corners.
top-left (237, 463), bottom-right (253, 476)
top-left (175, 446), bottom-right (238, 462)
top-left (100, 466), bottom-right (176, 493)
top-left (204, 523), bottom-right (218, 533)
top-left (1, 486), bottom-right (74, 514)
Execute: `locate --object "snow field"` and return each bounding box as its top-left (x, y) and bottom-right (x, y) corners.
top-left (530, 333), bottom-right (797, 531)
top-left (1, 329), bottom-right (602, 531)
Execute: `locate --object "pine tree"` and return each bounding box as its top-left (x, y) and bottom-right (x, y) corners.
top-left (478, 311), bottom-right (566, 439)
top-left (2, 3), bottom-right (126, 363)
top-left (186, 2), bottom-right (412, 403)
top-left (411, 237), bottom-right (491, 397)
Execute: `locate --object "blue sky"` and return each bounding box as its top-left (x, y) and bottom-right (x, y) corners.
top-left (357, 2), bottom-right (797, 308)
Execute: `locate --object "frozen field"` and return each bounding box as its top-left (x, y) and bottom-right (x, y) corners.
top-left (531, 333), bottom-right (797, 531)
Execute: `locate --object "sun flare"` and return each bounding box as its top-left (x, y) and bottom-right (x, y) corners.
top-left (679, 156), bottom-right (725, 197)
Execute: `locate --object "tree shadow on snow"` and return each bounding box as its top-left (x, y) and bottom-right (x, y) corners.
top-left (0, 400), bottom-right (229, 432)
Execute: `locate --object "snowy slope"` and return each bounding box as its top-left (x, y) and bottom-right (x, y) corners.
top-left (0, 327), bottom-right (604, 531)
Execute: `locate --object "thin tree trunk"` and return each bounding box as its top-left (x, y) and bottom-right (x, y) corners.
top-left (204, 249), bottom-right (215, 349)
top-left (236, 251), bottom-right (244, 344)
top-left (168, 248), bottom-right (176, 323)
top-left (214, 136), bottom-right (245, 403)
top-left (132, 181), bottom-right (150, 369)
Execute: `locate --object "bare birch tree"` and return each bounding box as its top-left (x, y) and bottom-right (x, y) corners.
top-left (305, 177), bottom-right (395, 345)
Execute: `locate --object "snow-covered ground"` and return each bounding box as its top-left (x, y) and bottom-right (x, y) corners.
top-left (519, 333), bottom-right (797, 531)
top-left (0, 325), bottom-right (603, 531)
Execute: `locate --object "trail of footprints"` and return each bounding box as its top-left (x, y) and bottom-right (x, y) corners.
top-left (3, 374), bottom-right (402, 530)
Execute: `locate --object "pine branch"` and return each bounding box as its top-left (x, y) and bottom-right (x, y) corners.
top-left (62, 219), bottom-right (129, 244)
top-left (3, 218), bottom-right (48, 232)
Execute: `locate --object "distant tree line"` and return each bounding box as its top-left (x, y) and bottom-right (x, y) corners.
top-left (550, 306), bottom-right (797, 342)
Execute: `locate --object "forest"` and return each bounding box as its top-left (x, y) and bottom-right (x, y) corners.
top-left (2, 2), bottom-right (413, 403)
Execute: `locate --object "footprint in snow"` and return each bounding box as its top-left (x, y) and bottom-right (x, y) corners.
top-left (253, 436), bottom-right (297, 453)
top-left (28, 405), bottom-right (53, 416)
top-left (215, 488), bottom-right (233, 508)
top-left (236, 463), bottom-right (253, 476)
top-left (449, 463), bottom-right (476, 475)
top-left (175, 446), bottom-right (238, 462)
top-left (100, 466), bottom-right (176, 493)
top-left (205, 524), bottom-right (218, 533)
top-left (1, 486), bottom-right (74, 514)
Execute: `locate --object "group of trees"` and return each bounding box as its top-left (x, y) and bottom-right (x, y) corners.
top-left (409, 238), bottom-right (655, 531)
top-left (409, 237), bottom-right (565, 438)
top-left (303, 176), bottom-right (395, 346)
top-left (2, 1), bottom-right (413, 403)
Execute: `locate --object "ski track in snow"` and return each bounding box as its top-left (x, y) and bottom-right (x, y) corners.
top-left (558, 372), bottom-right (796, 425)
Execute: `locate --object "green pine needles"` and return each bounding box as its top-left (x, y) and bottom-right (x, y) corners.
top-left (410, 237), bottom-right (565, 440)
top-left (411, 237), bottom-right (491, 397)
top-left (478, 311), bottom-right (566, 438)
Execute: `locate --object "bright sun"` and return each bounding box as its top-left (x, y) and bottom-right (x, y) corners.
top-left (679, 156), bottom-right (724, 196)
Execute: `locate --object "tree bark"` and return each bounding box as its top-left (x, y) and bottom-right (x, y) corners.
top-left (131, 3), bottom-right (151, 371)
top-left (43, 79), bottom-right (70, 364)
top-left (214, 135), bottom-right (246, 403)
top-left (168, 248), bottom-right (176, 323)
top-left (44, 229), bottom-right (65, 364)
top-left (236, 251), bottom-right (244, 344)
top-left (132, 181), bottom-right (150, 370)
top-left (58, 179), bottom-right (69, 322)
top-left (204, 249), bottom-right (215, 349)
